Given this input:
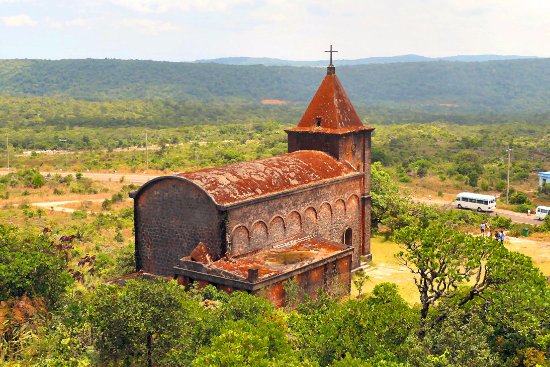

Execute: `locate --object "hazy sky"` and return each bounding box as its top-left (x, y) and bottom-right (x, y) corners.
top-left (1, 0), bottom-right (549, 61)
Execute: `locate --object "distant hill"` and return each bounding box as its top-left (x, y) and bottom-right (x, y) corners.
top-left (195, 54), bottom-right (536, 66)
top-left (0, 58), bottom-right (548, 113)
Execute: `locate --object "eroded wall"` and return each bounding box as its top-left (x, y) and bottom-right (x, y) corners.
top-left (135, 178), bottom-right (223, 276)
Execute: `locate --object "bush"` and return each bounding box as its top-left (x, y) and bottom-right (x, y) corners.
top-left (72, 210), bottom-right (88, 219)
top-left (495, 181), bottom-right (506, 191)
top-left (101, 199), bottom-right (112, 211)
top-left (0, 225), bottom-right (73, 303)
top-left (513, 203), bottom-right (534, 214)
top-left (490, 215), bottom-right (512, 230)
top-left (398, 175), bottom-right (412, 183)
top-left (509, 223), bottom-right (533, 237)
top-left (509, 191), bottom-right (530, 205)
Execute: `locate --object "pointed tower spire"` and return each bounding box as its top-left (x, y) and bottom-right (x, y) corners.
top-left (288, 46), bottom-right (367, 132)
top-left (325, 45), bottom-right (337, 75)
top-left (286, 47), bottom-right (374, 263)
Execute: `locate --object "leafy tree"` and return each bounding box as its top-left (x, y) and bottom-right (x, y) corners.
top-left (287, 284), bottom-right (414, 366)
top-left (192, 318), bottom-right (307, 367)
top-left (394, 224), bottom-right (508, 335)
top-left (89, 279), bottom-right (206, 367)
top-left (370, 162), bottom-right (412, 232)
top-left (404, 309), bottom-right (499, 367)
top-left (410, 159), bottom-right (432, 178)
top-left (0, 225), bottom-right (73, 304)
top-left (465, 251), bottom-right (550, 364)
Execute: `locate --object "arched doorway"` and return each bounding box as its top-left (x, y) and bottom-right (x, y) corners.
top-left (343, 228), bottom-right (352, 247)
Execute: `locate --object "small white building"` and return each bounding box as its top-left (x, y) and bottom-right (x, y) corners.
top-left (538, 172), bottom-right (550, 187)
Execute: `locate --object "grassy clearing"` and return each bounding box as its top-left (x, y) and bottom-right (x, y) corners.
top-left (354, 237), bottom-right (420, 305)
top-left (506, 236), bottom-right (550, 276)
top-left (354, 234), bottom-right (550, 306)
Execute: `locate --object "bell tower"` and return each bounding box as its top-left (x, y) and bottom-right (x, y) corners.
top-left (285, 46), bottom-right (375, 259)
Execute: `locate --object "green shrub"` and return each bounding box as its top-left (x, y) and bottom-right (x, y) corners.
top-left (509, 191), bottom-right (530, 205)
top-left (101, 199), bottom-right (112, 211)
top-left (490, 215), bottom-right (512, 230)
top-left (513, 203), bottom-right (534, 214)
top-left (398, 175), bottom-right (412, 183)
top-left (495, 181), bottom-right (506, 191)
top-left (72, 210), bottom-right (88, 219)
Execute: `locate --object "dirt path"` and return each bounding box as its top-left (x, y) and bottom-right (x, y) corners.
top-left (31, 198), bottom-right (106, 213)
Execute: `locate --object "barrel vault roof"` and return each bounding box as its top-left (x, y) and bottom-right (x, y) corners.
top-left (175, 150), bottom-right (359, 206)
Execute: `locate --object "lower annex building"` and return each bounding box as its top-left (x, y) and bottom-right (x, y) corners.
top-left (130, 53), bottom-right (374, 306)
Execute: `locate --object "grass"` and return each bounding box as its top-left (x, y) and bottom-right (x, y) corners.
top-left (354, 236), bottom-right (420, 305)
top-left (506, 236), bottom-right (550, 276)
top-left (354, 234), bottom-right (550, 306)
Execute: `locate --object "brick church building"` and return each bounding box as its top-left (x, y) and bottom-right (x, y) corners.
top-left (131, 53), bottom-right (374, 306)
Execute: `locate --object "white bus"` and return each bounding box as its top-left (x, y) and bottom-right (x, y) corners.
top-left (535, 206), bottom-right (549, 221)
top-left (455, 192), bottom-right (496, 212)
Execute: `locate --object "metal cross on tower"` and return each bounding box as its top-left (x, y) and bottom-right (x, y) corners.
top-left (325, 45), bottom-right (338, 66)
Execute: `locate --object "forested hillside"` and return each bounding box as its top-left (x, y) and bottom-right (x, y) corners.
top-left (0, 58), bottom-right (549, 113)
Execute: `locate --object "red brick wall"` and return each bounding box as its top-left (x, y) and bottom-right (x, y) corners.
top-left (135, 178), bottom-right (223, 276)
top-left (227, 178), bottom-right (364, 266)
top-left (287, 131), bottom-right (366, 170)
top-left (252, 254), bottom-right (353, 307)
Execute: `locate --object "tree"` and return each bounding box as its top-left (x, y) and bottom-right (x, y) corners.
top-left (286, 284), bottom-right (414, 366)
top-left (0, 225), bottom-right (73, 304)
top-left (394, 224), bottom-right (507, 335)
top-left (403, 309), bottom-right (499, 367)
top-left (370, 162), bottom-right (412, 233)
top-left (89, 279), bottom-right (206, 367)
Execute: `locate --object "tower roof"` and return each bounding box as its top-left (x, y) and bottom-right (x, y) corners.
top-left (288, 66), bottom-right (370, 134)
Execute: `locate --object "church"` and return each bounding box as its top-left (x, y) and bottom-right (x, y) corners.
top-left (130, 50), bottom-right (374, 306)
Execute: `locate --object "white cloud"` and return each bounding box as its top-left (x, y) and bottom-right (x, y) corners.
top-left (119, 18), bottom-right (182, 34)
top-left (1, 14), bottom-right (37, 27)
top-left (111, 0), bottom-right (253, 13)
top-left (46, 17), bottom-right (91, 29)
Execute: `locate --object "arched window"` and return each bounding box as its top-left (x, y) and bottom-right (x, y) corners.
top-left (343, 228), bottom-right (352, 246)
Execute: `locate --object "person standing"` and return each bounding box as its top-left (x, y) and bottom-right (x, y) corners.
top-left (480, 222), bottom-right (486, 235)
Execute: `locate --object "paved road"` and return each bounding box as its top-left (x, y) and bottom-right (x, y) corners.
top-left (413, 197), bottom-right (541, 225)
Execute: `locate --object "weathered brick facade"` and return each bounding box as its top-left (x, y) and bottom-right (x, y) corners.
top-left (134, 178), bottom-right (224, 275)
top-left (226, 176), bottom-right (363, 266)
top-left (131, 62), bottom-right (373, 306)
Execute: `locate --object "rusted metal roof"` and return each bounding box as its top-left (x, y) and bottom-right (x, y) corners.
top-left (175, 150), bottom-right (358, 206)
top-left (179, 236), bottom-right (352, 283)
top-left (287, 72), bottom-right (371, 133)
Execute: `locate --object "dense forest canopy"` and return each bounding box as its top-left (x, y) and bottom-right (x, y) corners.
top-left (0, 58), bottom-right (549, 113)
